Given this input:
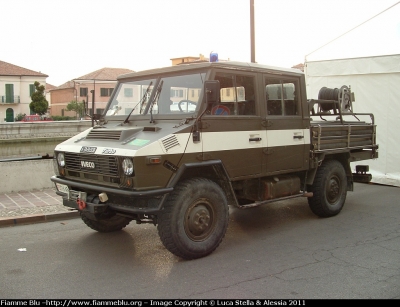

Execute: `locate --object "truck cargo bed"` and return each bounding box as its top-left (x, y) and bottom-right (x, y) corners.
top-left (310, 113), bottom-right (377, 153)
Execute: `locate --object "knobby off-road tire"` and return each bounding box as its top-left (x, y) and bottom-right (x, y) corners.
top-left (157, 178), bottom-right (229, 260)
top-left (80, 212), bottom-right (131, 232)
top-left (308, 160), bottom-right (347, 218)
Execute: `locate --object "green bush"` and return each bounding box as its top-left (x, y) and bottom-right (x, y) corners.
top-left (15, 113), bottom-right (26, 121)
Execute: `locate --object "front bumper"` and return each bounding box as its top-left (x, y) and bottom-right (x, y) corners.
top-left (51, 175), bottom-right (173, 215)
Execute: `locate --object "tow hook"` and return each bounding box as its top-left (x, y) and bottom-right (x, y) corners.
top-left (77, 198), bottom-right (86, 210)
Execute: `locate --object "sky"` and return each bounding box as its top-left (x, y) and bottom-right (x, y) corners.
top-left (2, 0), bottom-right (400, 86)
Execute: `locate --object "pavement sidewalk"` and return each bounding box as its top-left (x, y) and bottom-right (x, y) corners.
top-left (0, 187), bottom-right (79, 227)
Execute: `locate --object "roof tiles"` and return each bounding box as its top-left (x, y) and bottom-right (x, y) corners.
top-left (0, 60), bottom-right (48, 77)
top-left (74, 67), bottom-right (134, 81)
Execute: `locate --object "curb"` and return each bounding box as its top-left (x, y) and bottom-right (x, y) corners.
top-left (0, 210), bottom-right (79, 228)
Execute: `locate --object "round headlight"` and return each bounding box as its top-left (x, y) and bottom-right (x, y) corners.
top-left (122, 158), bottom-right (134, 176)
top-left (57, 153), bottom-right (65, 167)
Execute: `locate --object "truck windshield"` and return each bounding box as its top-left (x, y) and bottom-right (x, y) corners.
top-left (107, 72), bottom-right (206, 117)
top-left (106, 79), bottom-right (155, 116)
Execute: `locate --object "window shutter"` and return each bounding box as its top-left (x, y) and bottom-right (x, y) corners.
top-left (29, 84), bottom-right (35, 97)
top-left (5, 84), bottom-right (14, 103)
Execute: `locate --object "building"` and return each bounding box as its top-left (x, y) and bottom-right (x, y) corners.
top-left (0, 60), bottom-right (48, 122)
top-left (45, 83), bottom-right (56, 110)
top-left (171, 53), bottom-right (234, 66)
top-left (291, 63), bottom-right (304, 72)
top-left (50, 67), bottom-right (134, 118)
top-left (170, 54), bottom-right (209, 66)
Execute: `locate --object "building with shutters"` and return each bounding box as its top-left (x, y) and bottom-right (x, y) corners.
top-left (0, 60), bottom-right (48, 122)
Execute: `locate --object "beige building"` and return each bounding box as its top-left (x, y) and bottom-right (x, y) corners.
top-left (0, 60), bottom-right (48, 122)
top-left (170, 54), bottom-right (210, 66)
top-left (50, 67), bottom-right (134, 118)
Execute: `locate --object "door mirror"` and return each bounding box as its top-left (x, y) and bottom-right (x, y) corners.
top-left (205, 80), bottom-right (220, 104)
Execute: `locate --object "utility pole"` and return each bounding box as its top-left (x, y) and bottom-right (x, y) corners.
top-left (250, 0), bottom-right (255, 63)
top-left (90, 90), bottom-right (94, 127)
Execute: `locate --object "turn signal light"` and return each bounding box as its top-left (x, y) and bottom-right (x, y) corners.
top-left (146, 156), bottom-right (161, 165)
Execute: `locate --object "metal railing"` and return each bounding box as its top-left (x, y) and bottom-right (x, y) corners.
top-left (1, 96), bottom-right (20, 103)
top-left (311, 120), bottom-right (377, 152)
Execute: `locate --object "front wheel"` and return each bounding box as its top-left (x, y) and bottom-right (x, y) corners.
top-left (80, 212), bottom-right (131, 232)
top-left (157, 178), bottom-right (229, 260)
top-left (308, 160), bottom-right (347, 218)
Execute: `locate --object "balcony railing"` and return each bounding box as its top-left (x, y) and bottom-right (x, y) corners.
top-left (1, 96), bottom-right (20, 103)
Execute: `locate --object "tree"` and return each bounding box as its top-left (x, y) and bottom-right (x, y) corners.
top-left (66, 100), bottom-right (85, 119)
top-left (29, 81), bottom-right (48, 115)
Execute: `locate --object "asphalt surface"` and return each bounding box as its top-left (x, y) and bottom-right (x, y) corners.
top-left (1, 182), bottom-right (399, 299)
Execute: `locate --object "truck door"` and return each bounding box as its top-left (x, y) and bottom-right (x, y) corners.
top-left (262, 76), bottom-right (307, 174)
top-left (200, 72), bottom-right (264, 179)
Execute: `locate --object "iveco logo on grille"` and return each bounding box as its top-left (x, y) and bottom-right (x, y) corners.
top-left (81, 161), bottom-right (95, 168)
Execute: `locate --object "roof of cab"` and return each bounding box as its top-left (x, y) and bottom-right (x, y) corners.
top-left (117, 61), bottom-right (304, 80)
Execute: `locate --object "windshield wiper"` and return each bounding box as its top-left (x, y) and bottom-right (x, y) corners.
top-left (123, 81), bottom-right (153, 124)
top-left (149, 80), bottom-right (163, 123)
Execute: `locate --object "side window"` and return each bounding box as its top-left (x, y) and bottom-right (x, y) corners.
top-left (80, 87), bottom-right (88, 97)
top-left (212, 73), bottom-right (256, 115)
top-left (100, 88), bottom-right (113, 97)
top-left (265, 78), bottom-right (299, 116)
top-left (124, 88), bottom-right (133, 97)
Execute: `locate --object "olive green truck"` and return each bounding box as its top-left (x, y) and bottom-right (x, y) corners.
top-left (51, 61), bottom-right (378, 259)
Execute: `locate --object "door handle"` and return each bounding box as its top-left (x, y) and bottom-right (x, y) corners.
top-left (293, 135), bottom-right (304, 139)
top-left (249, 137), bottom-right (262, 142)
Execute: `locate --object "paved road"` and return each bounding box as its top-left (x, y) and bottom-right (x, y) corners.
top-left (1, 183), bottom-right (399, 299)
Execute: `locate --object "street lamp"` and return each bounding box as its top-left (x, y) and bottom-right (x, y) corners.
top-left (73, 81), bottom-right (78, 102)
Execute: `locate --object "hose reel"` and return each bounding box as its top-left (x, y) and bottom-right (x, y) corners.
top-left (317, 85), bottom-right (353, 113)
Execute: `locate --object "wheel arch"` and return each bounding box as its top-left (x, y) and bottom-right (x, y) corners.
top-left (166, 160), bottom-right (238, 207)
top-left (307, 152), bottom-right (354, 191)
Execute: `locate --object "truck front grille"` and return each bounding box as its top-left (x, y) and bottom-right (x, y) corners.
top-left (65, 153), bottom-right (119, 176)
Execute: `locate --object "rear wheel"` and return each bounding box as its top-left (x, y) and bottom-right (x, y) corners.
top-left (308, 160), bottom-right (347, 217)
top-left (157, 178), bottom-right (229, 260)
top-left (80, 212), bottom-right (131, 232)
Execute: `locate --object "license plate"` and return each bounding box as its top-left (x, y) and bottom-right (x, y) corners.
top-left (56, 183), bottom-right (69, 194)
top-left (68, 190), bottom-right (87, 202)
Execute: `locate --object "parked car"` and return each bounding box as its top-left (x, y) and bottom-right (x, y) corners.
top-left (22, 115), bottom-right (53, 122)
